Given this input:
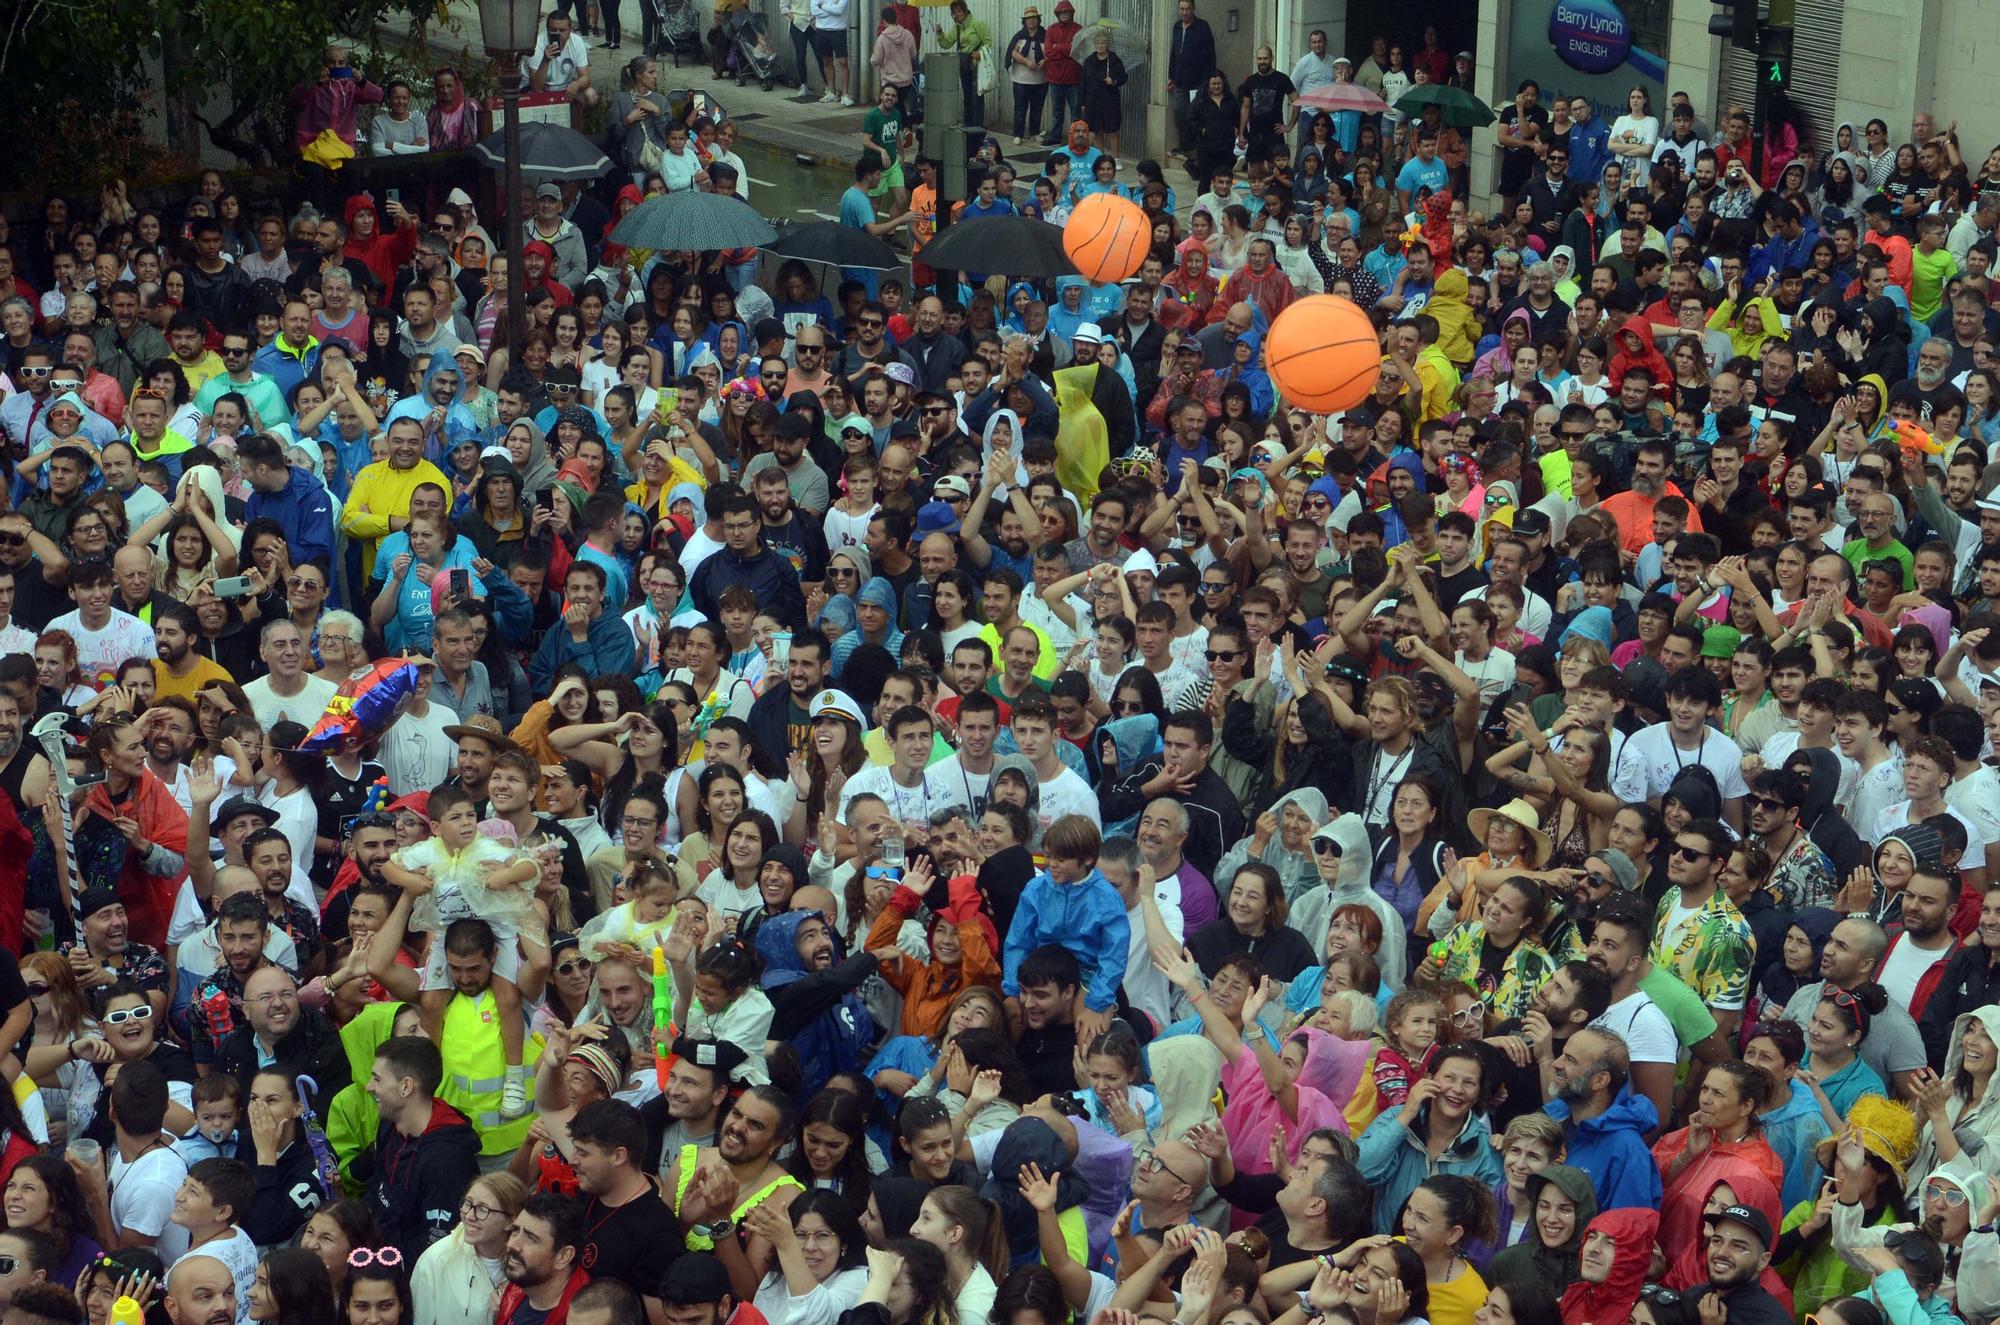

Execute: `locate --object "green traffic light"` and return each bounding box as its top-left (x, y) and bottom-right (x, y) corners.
top-left (1767, 60), bottom-right (1784, 82)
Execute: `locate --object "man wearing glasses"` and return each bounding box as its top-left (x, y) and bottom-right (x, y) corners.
top-left (215, 964), bottom-right (347, 1115)
top-left (835, 301), bottom-right (915, 377)
top-left (193, 332), bottom-right (288, 428)
top-left (1648, 818), bottom-right (1754, 1043)
top-left (785, 327), bottom-right (834, 397)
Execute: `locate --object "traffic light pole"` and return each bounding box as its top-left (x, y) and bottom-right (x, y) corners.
top-left (1752, 0), bottom-right (1795, 184)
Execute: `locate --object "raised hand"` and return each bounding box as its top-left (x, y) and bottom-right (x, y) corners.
top-left (967, 1067), bottom-right (1003, 1110)
top-left (1017, 1161), bottom-right (1061, 1213)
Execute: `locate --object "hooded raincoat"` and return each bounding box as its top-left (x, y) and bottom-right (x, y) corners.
top-left (1286, 812), bottom-right (1408, 991)
top-left (755, 908), bottom-right (877, 1102)
top-left (1907, 1005), bottom-right (2000, 1193)
top-left (1558, 1208), bottom-right (1659, 1325)
top-left (1215, 789), bottom-right (1331, 906)
top-left (1662, 1165), bottom-right (1793, 1312)
top-left (1547, 1086), bottom-right (1665, 1214)
top-left (1608, 316), bottom-right (1673, 398)
top-left (1487, 1163), bottom-right (1599, 1297)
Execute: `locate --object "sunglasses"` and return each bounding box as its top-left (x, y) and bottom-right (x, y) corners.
top-left (348, 1247), bottom-right (406, 1268)
top-left (1925, 1181), bottom-right (1969, 1207)
top-left (1641, 1285), bottom-right (1681, 1306)
top-left (1201, 581), bottom-right (1231, 593)
top-left (222, 345), bottom-right (251, 356)
top-left (1205, 649), bottom-right (1242, 662)
top-left (17, 366), bottom-right (51, 377)
top-left (23, 984), bottom-right (47, 999)
top-left (104, 1006), bottom-right (153, 1025)
top-left (921, 405), bottom-right (950, 416)
top-left (1113, 699), bottom-right (1145, 714)
top-left (0, 532), bottom-right (24, 547)
top-left (1312, 839), bottom-right (1343, 858)
top-left (1746, 795), bottom-right (1789, 813)
top-left (1672, 844), bottom-right (1716, 863)
top-left (555, 958), bottom-right (595, 978)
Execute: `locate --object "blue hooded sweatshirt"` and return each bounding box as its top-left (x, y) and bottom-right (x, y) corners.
top-left (1215, 326), bottom-right (1275, 416)
top-left (1000, 865), bottom-right (1131, 1015)
top-left (1542, 1086), bottom-right (1664, 1214)
top-left (1376, 451), bottom-right (1428, 546)
top-left (755, 909), bottom-right (876, 1103)
top-left (385, 357), bottom-right (481, 462)
top-left (1049, 278), bottom-right (1091, 341)
top-left (244, 466), bottom-right (335, 571)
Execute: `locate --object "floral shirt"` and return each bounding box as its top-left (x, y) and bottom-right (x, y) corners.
top-left (57, 941), bottom-right (169, 998)
top-left (1433, 922), bottom-right (1556, 1022)
top-left (1650, 886), bottom-right (1754, 1012)
top-left (1757, 828), bottom-right (1837, 912)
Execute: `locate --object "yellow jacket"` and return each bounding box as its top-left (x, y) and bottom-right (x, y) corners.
top-left (340, 458), bottom-right (451, 582)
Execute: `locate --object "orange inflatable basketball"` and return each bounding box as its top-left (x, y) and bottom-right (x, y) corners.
top-left (1264, 294), bottom-right (1382, 414)
top-left (1063, 192), bottom-right (1150, 284)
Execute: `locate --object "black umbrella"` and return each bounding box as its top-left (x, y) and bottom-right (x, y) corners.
top-left (917, 215), bottom-right (1078, 278)
top-left (610, 191), bottom-right (777, 252)
top-left (471, 121), bottom-right (611, 181)
top-left (763, 221), bottom-right (902, 271)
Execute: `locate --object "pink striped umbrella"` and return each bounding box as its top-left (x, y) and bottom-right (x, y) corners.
top-left (1297, 83), bottom-right (1390, 114)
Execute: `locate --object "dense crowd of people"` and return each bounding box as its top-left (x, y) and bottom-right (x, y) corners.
top-left (4, 7), bottom-right (2000, 1325)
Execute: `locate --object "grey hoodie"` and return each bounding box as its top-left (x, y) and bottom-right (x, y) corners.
top-left (1289, 813), bottom-right (1406, 988)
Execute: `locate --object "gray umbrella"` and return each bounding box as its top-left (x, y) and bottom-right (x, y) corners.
top-left (763, 221), bottom-right (901, 270)
top-left (472, 121), bottom-right (611, 181)
top-left (611, 191), bottom-right (777, 252)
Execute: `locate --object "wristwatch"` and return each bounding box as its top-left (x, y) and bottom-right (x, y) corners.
top-left (696, 1217), bottom-right (735, 1241)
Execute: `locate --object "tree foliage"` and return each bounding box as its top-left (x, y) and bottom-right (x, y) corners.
top-left (0, 0), bottom-right (448, 187)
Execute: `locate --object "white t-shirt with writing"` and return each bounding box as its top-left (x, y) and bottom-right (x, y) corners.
top-left (46, 609), bottom-right (155, 690)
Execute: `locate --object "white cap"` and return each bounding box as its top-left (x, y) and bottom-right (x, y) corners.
top-left (809, 689), bottom-right (865, 726)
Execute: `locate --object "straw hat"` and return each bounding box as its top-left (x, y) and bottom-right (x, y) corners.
top-left (1466, 798), bottom-right (1552, 868)
top-left (442, 712), bottom-right (521, 754)
top-left (1811, 1094), bottom-right (1920, 1185)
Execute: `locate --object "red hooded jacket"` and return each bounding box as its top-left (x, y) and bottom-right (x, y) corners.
top-left (1661, 1166), bottom-right (1794, 1313)
top-left (1608, 316), bottom-right (1673, 400)
top-left (342, 194), bottom-right (419, 290)
top-left (1560, 1207), bottom-right (1659, 1325)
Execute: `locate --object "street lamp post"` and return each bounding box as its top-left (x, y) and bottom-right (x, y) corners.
top-left (477, 0), bottom-right (540, 350)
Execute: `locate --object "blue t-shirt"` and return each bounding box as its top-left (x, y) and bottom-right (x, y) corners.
top-left (1396, 155), bottom-right (1449, 198)
top-left (840, 186), bottom-right (882, 298)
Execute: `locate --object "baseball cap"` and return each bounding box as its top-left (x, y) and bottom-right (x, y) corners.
top-left (916, 500), bottom-right (963, 535)
top-left (1710, 1204), bottom-right (1772, 1250)
top-left (535, 182), bottom-right (562, 201)
top-left (1513, 509), bottom-right (1551, 537)
top-left (883, 362), bottom-right (917, 387)
top-left (1587, 848), bottom-right (1640, 892)
top-left (809, 689), bottom-right (865, 726)
top-left (453, 343), bottom-right (487, 365)
top-left (934, 475), bottom-right (973, 500)
top-left (660, 1255), bottom-right (734, 1306)
top-left (671, 1036), bottom-right (749, 1078)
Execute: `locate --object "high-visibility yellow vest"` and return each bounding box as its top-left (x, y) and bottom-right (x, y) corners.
top-left (437, 989), bottom-right (542, 1159)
